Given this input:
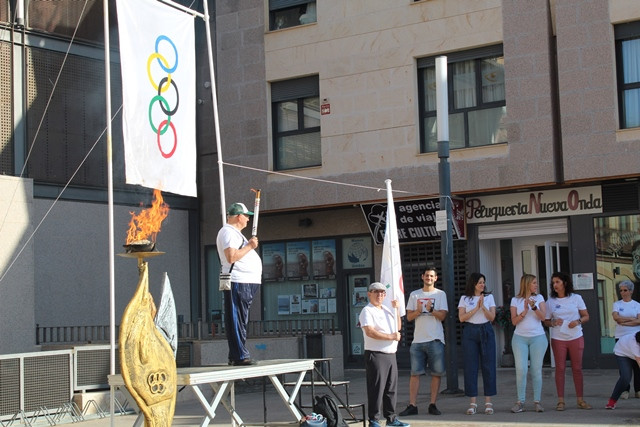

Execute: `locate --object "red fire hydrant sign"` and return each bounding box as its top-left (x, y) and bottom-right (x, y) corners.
top-left (321, 103), bottom-right (330, 115)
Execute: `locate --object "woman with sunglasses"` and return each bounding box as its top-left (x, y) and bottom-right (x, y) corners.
top-left (611, 280), bottom-right (640, 400)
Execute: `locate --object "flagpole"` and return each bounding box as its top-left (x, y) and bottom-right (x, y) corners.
top-left (103, 0), bottom-right (116, 424)
top-left (384, 179), bottom-right (399, 327)
top-left (202, 0), bottom-right (227, 223)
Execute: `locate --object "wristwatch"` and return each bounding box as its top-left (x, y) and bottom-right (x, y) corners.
top-left (532, 305), bottom-right (538, 311)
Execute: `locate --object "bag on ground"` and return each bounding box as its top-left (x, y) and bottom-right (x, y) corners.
top-left (314, 394), bottom-right (348, 427)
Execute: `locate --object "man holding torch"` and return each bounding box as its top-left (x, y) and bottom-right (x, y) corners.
top-left (216, 199), bottom-right (261, 366)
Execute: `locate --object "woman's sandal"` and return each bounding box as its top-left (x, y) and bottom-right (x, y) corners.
top-left (484, 402), bottom-right (494, 415)
top-left (556, 401), bottom-right (565, 411)
top-left (466, 403), bottom-right (477, 415)
top-left (577, 399), bottom-right (592, 410)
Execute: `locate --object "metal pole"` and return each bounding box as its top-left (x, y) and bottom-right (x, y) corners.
top-left (436, 56), bottom-right (461, 394)
top-left (202, 0), bottom-right (227, 223)
top-left (103, 0), bottom-right (117, 424)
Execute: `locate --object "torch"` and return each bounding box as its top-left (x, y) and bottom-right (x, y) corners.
top-left (251, 188), bottom-right (261, 237)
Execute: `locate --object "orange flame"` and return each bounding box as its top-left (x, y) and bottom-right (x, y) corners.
top-left (125, 189), bottom-right (169, 244)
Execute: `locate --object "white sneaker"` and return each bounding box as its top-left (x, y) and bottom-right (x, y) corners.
top-left (621, 391), bottom-right (629, 400)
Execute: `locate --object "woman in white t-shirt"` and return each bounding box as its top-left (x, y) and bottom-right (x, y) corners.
top-left (509, 274), bottom-right (548, 413)
top-left (543, 272), bottom-right (591, 411)
top-left (611, 280), bottom-right (640, 399)
top-left (458, 273), bottom-right (496, 415)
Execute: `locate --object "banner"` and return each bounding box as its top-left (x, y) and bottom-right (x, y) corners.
top-left (361, 197), bottom-right (466, 244)
top-left (380, 181), bottom-right (406, 317)
top-left (116, 0), bottom-right (197, 197)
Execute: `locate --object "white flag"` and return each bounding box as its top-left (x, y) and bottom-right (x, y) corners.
top-left (380, 180), bottom-right (406, 317)
top-left (116, 0), bottom-right (197, 197)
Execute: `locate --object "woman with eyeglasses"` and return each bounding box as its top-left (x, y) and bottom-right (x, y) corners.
top-left (611, 280), bottom-right (640, 400)
top-left (458, 273), bottom-right (496, 415)
top-left (543, 272), bottom-right (591, 411)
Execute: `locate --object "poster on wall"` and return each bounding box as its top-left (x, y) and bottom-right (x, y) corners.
top-left (353, 286), bottom-right (368, 307)
top-left (342, 236), bottom-right (372, 269)
top-left (286, 241), bottom-right (311, 280)
top-left (318, 299), bottom-right (327, 313)
top-left (302, 283), bottom-right (318, 298)
top-left (312, 239), bottom-right (336, 279)
top-left (290, 295), bottom-right (301, 314)
top-left (262, 242), bottom-right (286, 282)
top-left (278, 295), bottom-right (290, 315)
top-left (328, 298), bottom-right (337, 313)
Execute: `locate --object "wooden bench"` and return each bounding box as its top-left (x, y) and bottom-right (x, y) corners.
top-left (283, 358), bottom-right (365, 426)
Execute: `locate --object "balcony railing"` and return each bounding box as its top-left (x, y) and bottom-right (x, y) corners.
top-left (36, 318), bottom-right (336, 345)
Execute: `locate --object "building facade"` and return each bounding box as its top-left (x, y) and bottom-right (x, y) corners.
top-left (2, 0), bottom-right (640, 371)
top-left (205, 0), bottom-right (640, 369)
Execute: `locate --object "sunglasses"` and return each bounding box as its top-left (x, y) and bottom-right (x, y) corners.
top-left (620, 289), bottom-right (630, 292)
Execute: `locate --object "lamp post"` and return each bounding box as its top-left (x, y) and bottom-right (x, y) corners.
top-left (436, 56), bottom-right (462, 394)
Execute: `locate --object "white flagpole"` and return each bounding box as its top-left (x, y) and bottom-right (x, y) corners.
top-left (102, 1), bottom-right (116, 424)
top-left (202, 0), bottom-right (227, 224)
top-left (384, 179), bottom-right (399, 327)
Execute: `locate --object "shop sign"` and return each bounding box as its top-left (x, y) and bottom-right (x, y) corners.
top-left (361, 198), bottom-right (466, 245)
top-left (466, 186), bottom-right (602, 224)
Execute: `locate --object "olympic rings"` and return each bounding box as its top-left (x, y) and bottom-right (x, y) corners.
top-left (147, 34), bottom-right (180, 158)
top-left (147, 53), bottom-right (172, 93)
top-left (157, 120), bottom-right (177, 159)
top-left (148, 95), bottom-right (172, 135)
top-left (157, 77), bottom-right (179, 116)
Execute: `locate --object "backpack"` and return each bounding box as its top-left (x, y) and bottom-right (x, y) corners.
top-left (314, 394), bottom-right (348, 427)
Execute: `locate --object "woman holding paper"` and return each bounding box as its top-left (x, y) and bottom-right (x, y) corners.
top-left (544, 271), bottom-right (591, 411)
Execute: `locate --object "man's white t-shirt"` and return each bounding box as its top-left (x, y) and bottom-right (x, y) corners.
top-left (216, 224), bottom-right (262, 284)
top-left (359, 303), bottom-right (398, 354)
top-left (407, 287), bottom-right (448, 344)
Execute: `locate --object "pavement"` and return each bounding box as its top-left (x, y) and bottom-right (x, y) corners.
top-left (64, 367), bottom-right (640, 426)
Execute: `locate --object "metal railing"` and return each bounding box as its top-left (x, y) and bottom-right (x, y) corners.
top-left (36, 318), bottom-right (336, 345)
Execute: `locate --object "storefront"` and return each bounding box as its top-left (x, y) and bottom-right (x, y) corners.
top-left (466, 183), bottom-right (640, 368)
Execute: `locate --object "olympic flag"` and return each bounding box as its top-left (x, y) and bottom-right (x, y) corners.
top-left (116, 0), bottom-right (197, 197)
top-left (381, 179), bottom-right (406, 317)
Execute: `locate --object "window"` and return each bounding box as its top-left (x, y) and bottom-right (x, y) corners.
top-left (417, 45), bottom-right (506, 152)
top-left (269, 0), bottom-right (316, 31)
top-left (615, 22), bottom-right (640, 129)
top-left (271, 76), bottom-right (321, 170)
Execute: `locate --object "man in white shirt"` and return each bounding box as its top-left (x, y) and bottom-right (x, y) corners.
top-left (400, 266), bottom-right (448, 416)
top-left (216, 202), bottom-right (262, 366)
top-left (359, 282), bottom-right (409, 427)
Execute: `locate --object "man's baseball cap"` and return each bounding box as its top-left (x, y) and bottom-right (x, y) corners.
top-left (227, 202), bottom-right (254, 216)
top-left (368, 282), bottom-right (387, 292)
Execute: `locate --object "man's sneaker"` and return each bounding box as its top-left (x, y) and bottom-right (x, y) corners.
top-left (605, 399), bottom-right (616, 410)
top-left (368, 420), bottom-right (382, 427)
top-left (399, 404), bottom-right (417, 416)
top-left (386, 419), bottom-right (409, 427)
top-left (511, 401), bottom-right (525, 413)
top-left (621, 390), bottom-right (629, 399)
top-left (428, 403), bottom-right (441, 415)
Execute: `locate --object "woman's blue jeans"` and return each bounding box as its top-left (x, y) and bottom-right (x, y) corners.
top-left (511, 333), bottom-right (548, 403)
top-left (462, 322), bottom-right (497, 397)
top-left (611, 355), bottom-right (636, 400)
